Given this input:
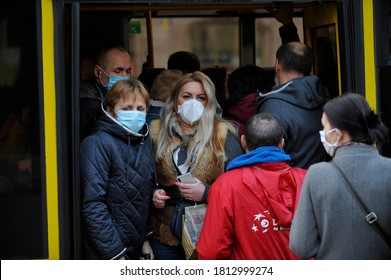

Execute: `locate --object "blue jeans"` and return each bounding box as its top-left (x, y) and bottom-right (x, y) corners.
top-left (150, 238), bottom-right (186, 260)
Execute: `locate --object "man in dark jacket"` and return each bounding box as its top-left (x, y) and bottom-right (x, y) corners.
top-left (256, 42), bottom-right (329, 169)
top-left (79, 46), bottom-right (132, 140)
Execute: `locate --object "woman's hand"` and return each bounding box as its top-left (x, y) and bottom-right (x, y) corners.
top-left (140, 240), bottom-right (154, 260)
top-left (175, 178), bottom-right (205, 202)
top-left (152, 189), bottom-right (171, 209)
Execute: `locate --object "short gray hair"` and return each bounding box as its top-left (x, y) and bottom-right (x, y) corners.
top-left (245, 113), bottom-right (284, 151)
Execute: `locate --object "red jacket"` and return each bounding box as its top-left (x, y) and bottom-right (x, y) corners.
top-left (197, 162), bottom-right (306, 260)
top-left (223, 93), bottom-right (258, 136)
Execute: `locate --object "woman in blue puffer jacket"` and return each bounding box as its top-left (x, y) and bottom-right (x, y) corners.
top-left (80, 79), bottom-right (156, 260)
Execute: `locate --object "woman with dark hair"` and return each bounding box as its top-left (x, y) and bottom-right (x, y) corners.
top-left (202, 65), bottom-right (228, 110)
top-left (223, 65), bottom-right (273, 136)
top-left (290, 93), bottom-right (391, 259)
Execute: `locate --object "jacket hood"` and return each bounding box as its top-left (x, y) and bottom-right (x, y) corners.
top-left (224, 93), bottom-right (258, 124)
top-left (241, 161), bottom-right (297, 227)
top-left (227, 147), bottom-right (295, 227)
top-left (227, 146), bottom-right (290, 171)
top-left (257, 76), bottom-right (329, 110)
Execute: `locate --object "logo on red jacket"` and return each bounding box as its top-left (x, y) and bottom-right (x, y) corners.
top-left (252, 210), bottom-right (289, 233)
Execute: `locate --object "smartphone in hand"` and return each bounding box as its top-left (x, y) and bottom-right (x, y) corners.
top-left (176, 172), bottom-right (196, 184)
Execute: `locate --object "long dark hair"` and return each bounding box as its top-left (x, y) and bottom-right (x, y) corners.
top-left (323, 93), bottom-right (389, 147)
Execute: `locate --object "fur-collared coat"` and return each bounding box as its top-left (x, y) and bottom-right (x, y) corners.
top-left (149, 119), bottom-right (243, 246)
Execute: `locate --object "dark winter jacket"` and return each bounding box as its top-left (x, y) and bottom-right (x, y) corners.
top-left (279, 22), bottom-right (300, 44)
top-left (256, 76), bottom-right (329, 169)
top-left (80, 105), bottom-right (155, 259)
top-left (79, 78), bottom-right (107, 140)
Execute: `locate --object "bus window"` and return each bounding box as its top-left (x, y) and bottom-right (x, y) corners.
top-left (130, 17), bottom-right (240, 76)
top-left (186, 18), bottom-right (239, 72)
top-left (0, 0), bottom-right (46, 259)
top-left (255, 17), bottom-right (303, 68)
top-left (128, 17), bottom-right (148, 77)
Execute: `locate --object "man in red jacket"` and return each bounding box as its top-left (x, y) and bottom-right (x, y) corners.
top-left (197, 113), bottom-right (306, 260)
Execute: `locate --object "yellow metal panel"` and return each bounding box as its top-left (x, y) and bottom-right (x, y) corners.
top-left (41, 0), bottom-right (60, 259)
top-left (362, 0), bottom-right (377, 110)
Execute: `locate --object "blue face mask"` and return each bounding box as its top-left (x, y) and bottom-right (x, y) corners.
top-left (98, 66), bottom-right (130, 90)
top-left (106, 75), bottom-right (130, 90)
top-left (116, 110), bottom-right (146, 133)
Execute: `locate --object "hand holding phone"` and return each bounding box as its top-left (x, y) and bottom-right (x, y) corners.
top-left (176, 172), bottom-right (196, 184)
top-left (176, 173), bottom-right (205, 202)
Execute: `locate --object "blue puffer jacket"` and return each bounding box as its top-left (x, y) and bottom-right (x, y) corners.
top-left (80, 106), bottom-right (155, 259)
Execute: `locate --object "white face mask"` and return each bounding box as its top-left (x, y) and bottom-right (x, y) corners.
top-left (177, 99), bottom-right (205, 125)
top-left (319, 128), bottom-right (339, 156)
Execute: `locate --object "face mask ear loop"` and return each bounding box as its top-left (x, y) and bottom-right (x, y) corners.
top-left (99, 77), bottom-right (107, 88)
top-left (97, 66), bottom-right (109, 87)
top-left (323, 128), bottom-right (338, 145)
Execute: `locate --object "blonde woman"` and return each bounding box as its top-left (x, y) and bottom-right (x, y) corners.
top-left (149, 71), bottom-right (243, 259)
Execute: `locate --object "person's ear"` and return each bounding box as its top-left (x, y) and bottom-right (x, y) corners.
top-left (275, 59), bottom-right (281, 72)
top-left (106, 106), bottom-right (116, 118)
top-left (241, 135), bottom-right (248, 152)
top-left (278, 137), bottom-right (285, 149)
top-left (94, 66), bottom-right (101, 78)
top-left (335, 129), bottom-right (343, 142)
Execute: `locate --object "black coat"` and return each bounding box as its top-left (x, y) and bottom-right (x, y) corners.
top-left (79, 78), bottom-right (107, 140)
top-left (80, 107), bottom-right (155, 259)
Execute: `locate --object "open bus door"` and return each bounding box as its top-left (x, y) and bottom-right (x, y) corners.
top-left (303, 2), bottom-right (341, 99)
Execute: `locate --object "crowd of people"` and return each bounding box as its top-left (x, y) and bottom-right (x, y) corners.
top-left (78, 5), bottom-right (391, 260)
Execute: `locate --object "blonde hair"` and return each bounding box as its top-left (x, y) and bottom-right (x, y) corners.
top-left (155, 71), bottom-right (238, 170)
top-left (150, 70), bottom-right (183, 102)
top-left (104, 79), bottom-right (150, 110)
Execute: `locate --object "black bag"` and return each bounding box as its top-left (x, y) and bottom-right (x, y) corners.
top-left (170, 202), bottom-right (193, 240)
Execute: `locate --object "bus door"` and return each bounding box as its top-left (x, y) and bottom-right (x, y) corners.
top-left (303, 2), bottom-right (341, 99)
